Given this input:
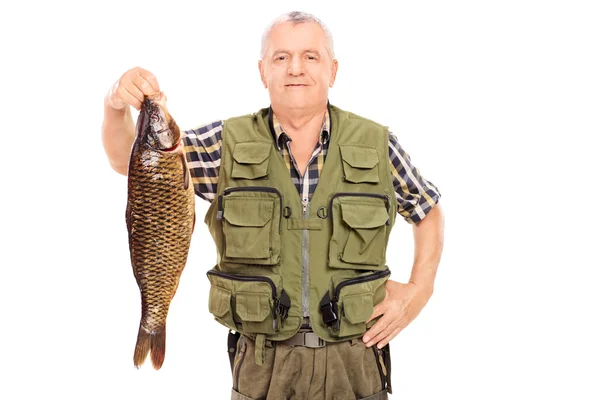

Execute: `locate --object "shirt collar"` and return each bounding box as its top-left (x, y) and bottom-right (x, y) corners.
top-left (268, 104), bottom-right (331, 151)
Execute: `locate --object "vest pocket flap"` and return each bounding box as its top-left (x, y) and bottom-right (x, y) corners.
top-left (340, 145), bottom-right (379, 169)
top-left (208, 286), bottom-right (232, 317)
top-left (342, 293), bottom-right (374, 324)
top-left (223, 199), bottom-right (273, 227)
top-left (233, 142), bottom-right (271, 164)
top-left (341, 203), bottom-right (389, 229)
top-left (236, 292), bottom-right (271, 322)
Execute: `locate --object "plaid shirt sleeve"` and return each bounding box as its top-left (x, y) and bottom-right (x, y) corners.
top-left (182, 120), bottom-right (224, 203)
top-left (388, 131), bottom-right (442, 224)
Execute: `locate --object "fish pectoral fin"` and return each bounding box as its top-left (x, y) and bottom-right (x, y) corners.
top-left (180, 152), bottom-right (190, 190)
top-left (126, 203), bottom-right (131, 232)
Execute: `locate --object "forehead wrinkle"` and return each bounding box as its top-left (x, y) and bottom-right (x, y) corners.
top-left (272, 48), bottom-right (322, 56)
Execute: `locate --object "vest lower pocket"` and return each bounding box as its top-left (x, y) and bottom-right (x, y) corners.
top-left (218, 187), bottom-right (282, 265)
top-left (207, 269), bottom-right (291, 334)
top-left (339, 145), bottom-right (380, 184)
top-left (320, 269), bottom-right (390, 338)
top-left (328, 193), bottom-right (390, 269)
top-left (338, 292), bottom-right (374, 337)
top-left (208, 285), bottom-right (236, 330)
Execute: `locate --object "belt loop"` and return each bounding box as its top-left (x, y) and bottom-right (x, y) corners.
top-left (255, 334), bottom-right (266, 366)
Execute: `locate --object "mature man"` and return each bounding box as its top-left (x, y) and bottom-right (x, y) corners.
top-left (102, 11), bottom-right (444, 400)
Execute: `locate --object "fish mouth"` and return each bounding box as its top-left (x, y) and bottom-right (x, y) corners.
top-left (161, 142), bottom-right (180, 152)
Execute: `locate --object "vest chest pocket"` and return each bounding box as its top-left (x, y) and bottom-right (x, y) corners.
top-left (328, 194), bottom-right (390, 270)
top-left (340, 145), bottom-right (380, 184)
top-left (231, 141), bottom-right (271, 179)
top-left (218, 187), bottom-right (282, 265)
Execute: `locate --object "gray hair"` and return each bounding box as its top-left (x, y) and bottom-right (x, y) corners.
top-left (260, 11), bottom-right (335, 60)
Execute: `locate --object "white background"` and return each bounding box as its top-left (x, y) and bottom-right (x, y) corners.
top-left (1, 0), bottom-right (599, 399)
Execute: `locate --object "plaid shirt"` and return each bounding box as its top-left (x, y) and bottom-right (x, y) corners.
top-left (182, 107), bottom-right (441, 224)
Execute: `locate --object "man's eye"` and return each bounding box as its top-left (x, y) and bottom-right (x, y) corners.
top-left (276, 56), bottom-right (286, 61)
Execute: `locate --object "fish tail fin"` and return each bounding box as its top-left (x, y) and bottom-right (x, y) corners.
top-left (150, 328), bottom-right (166, 370)
top-left (133, 325), bottom-right (167, 370)
top-left (133, 325), bottom-right (151, 369)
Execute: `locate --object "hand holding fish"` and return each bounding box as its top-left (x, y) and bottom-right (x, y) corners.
top-left (107, 66), bottom-right (161, 111)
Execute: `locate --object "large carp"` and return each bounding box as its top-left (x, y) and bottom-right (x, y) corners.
top-left (126, 92), bottom-right (195, 370)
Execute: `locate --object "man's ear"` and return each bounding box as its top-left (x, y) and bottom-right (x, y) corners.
top-left (329, 59), bottom-right (339, 88)
top-left (258, 60), bottom-right (267, 88)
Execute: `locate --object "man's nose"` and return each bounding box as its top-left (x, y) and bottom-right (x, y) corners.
top-left (287, 56), bottom-right (304, 76)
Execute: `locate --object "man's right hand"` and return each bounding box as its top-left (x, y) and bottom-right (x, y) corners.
top-left (106, 67), bottom-right (161, 111)
top-left (102, 67), bottom-right (162, 175)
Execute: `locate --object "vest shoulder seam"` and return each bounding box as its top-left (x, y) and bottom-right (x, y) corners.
top-left (346, 112), bottom-right (387, 131)
top-left (331, 105), bottom-right (388, 132)
top-left (224, 114), bottom-right (255, 124)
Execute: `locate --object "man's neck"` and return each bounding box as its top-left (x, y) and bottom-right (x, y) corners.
top-left (272, 103), bottom-right (327, 133)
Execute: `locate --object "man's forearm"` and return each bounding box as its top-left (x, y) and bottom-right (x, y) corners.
top-left (101, 97), bottom-right (136, 176)
top-left (409, 202), bottom-right (445, 292)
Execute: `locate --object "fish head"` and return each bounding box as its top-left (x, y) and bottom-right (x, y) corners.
top-left (137, 92), bottom-right (181, 151)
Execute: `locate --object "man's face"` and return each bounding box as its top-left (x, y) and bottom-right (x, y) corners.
top-left (259, 22), bottom-right (338, 111)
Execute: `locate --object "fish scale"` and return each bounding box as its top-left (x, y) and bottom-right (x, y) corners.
top-left (126, 93), bottom-right (195, 370)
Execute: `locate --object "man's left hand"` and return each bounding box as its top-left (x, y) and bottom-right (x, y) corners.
top-left (362, 278), bottom-right (433, 349)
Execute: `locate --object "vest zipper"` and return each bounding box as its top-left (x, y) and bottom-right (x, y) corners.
top-left (328, 192), bottom-right (391, 225)
top-left (206, 270), bottom-right (290, 330)
top-left (332, 268), bottom-right (391, 303)
top-left (301, 196), bottom-right (310, 320)
top-left (217, 186), bottom-right (284, 233)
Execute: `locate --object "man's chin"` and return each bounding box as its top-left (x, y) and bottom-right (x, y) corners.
top-left (276, 98), bottom-right (324, 110)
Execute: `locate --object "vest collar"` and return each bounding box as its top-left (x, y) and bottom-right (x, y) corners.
top-left (267, 102), bottom-right (332, 151)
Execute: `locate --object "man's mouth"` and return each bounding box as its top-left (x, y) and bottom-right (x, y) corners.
top-left (286, 84), bottom-right (308, 86)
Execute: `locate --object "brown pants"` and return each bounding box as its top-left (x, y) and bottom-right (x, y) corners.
top-left (231, 334), bottom-right (389, 400)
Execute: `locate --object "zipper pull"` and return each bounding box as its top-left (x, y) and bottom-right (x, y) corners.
top-left (272, 305), bottom-right (279, 331)
top-left (278, 289), bottom-right (291, 321)
top-left (217, 195), bottom-right (223, 220)
top-left (384, 194), bottom-right (391, 225)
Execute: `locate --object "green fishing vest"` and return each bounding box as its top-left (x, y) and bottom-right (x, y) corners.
top-left (205, 104), bottom-right (398, 360)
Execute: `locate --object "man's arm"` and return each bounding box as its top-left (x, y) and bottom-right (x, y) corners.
top-left (102, 97), bottom-right (135, 175)
top-left (362, 131), bottom-right (445, 348)
top-left (409, 201), bottom-right (445, 293)
top-left (101, 67), bottom-right (161, 175)
top-left (363, 202), bottom-right (444, 348)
